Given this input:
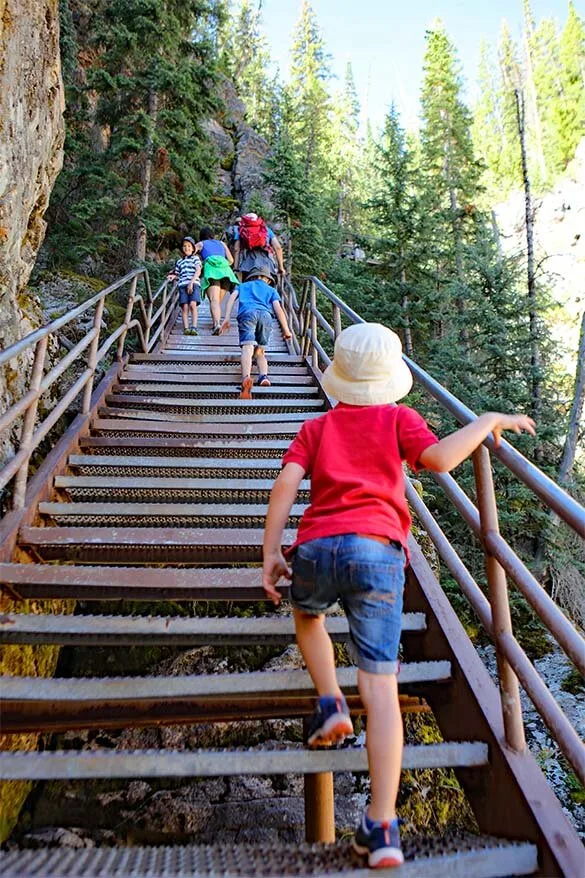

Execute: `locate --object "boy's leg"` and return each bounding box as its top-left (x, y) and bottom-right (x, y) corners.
top-left (181, 302), bottom-right (189, 330)
top-left (293, 609), bottom-right (341, 697)
top-left (239, 342), bottom-right (254, 398)
top-left (358, 670), bottom-right (402, 822)
top-left (190, 301), bottom-right (198, 331)
top-left (255, 346), bottom-right (270, 385)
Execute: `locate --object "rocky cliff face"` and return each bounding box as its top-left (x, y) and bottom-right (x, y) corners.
top-left (203, 78), bottom-right (273, 216)
top-left (0, 0), bottom-right (65, 430)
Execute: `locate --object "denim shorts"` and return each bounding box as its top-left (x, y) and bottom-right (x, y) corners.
top-left (238, 308), bottom-right (272, 348)
top-left (179, 284), bottom-right (201, 306)
top-left (290, 534), bottom-right (405, 675)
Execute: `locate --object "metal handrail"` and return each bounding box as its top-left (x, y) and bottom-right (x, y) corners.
top-left (280, 273), bottom-right (585, 781)
top-left (0, 269), bottom-right (170, 507)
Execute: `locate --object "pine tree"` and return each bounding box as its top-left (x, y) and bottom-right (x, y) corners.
top-left (557, 1), bottom-right (585, 166)
top-left (419, 22), bottom-right (482, 345)
top-left (289, 0), bottom-right (332, 180)
top-left (46, 0), bottom-right (221, 270)
top-left (497, 21), bottom-right (524, 188)
top-left (522, 0), bottom-right (548, 183)
top-left (330, 62), bottom-right (361, 230)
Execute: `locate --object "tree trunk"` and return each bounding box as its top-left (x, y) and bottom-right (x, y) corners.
top-left (558, 310), bottom-right (585, 485)
top-left (399, 249), bottom-right (413, 357)
top-left (135, 88), bottom-right (159, 262)
top-left (515, 88), bottom-right (542, 432)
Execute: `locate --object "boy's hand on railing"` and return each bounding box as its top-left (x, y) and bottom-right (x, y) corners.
top-left (491, 413), bottom-right (536, 447)
top-left (167, 273), bottom-right (177, 281)
top-left (262, 551), bottom-right (292, 606)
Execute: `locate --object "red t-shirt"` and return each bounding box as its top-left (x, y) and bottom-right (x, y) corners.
top-left (283, 403), bottom-right (438, 554)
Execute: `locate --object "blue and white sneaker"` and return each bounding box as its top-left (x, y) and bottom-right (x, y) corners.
top-left (353, 812), bottom-right (404, 869)
top-left (306, 694), bottom-right (353, 748)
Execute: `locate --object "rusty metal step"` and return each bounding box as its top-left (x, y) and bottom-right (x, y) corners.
top-left (0, 663), bottom-right (451, 732)
top-left (124, 363), bottom-right (311, 376)
top-left (98, 408), bottom-right (321, 425)
top-left (131, 352), bottom-right (305, 364)
top-left (19, 526), bottom-right (292, 563)
top-left (0, 662), bottom-right (452, 702)
top-left (112, 383), bottom-right (320, 398)
top-left (0, 563), bottom-right (271, 601)
top-left (67, 454), bottom-right (284, 477)
top-left (91, 419), bottom-right (305, 439)
top-left (0, 836), bottom-right (539, 878)
top-left (53, 476), bottom-right (309, 504)
top-left (39, 501), bottom-right (305, 528)
top-left (0, 611), bottom-right (426, 646)
top-left (105, 394), bottom-right (325, 415)
top-left (79, 437), bottom-right (291, 458)
top-left (0, 741), bottom-right (488, 781)
top-left (120, 369), bottom-right (314, 384)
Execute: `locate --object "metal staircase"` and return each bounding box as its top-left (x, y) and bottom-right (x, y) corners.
top-left (0, 270), bottom-right (583, 876)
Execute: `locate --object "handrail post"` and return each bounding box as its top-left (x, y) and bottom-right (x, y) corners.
top-left (160, 282), bottom-right (169, 352)
top-left (82, 297), bottom-right (106, 414)
top-left (116, 274), bottom-right (139, 360)
top-left (473, 445), bottom-right (526, 751)
top-left (12, 336), bottom-right (49, 508)
top-left (332, 303), bottom-right (342, 339)
top-left (309, 282), bottom-right (318, 369)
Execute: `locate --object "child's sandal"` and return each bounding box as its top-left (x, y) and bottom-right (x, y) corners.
top-left (257, 375), bottom-right (271, 387)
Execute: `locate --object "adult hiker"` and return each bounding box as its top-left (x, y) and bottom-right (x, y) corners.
top-left (233, 213), bottom-right (285, 281)
top-left (196, 227), bottom-right (239, 335)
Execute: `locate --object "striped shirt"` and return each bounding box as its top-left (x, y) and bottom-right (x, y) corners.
top-left (173, 254), bottom-right (202, 286)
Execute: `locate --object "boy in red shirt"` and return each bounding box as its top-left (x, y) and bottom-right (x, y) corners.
top-left (262, 322), bottom-right (535, 869)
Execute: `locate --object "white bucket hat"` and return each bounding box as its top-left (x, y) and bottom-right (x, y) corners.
top-left (322, 323), bottom-right (413, 406)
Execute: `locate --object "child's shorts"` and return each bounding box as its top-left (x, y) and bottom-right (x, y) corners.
top-left (238, 308), bottom-right (272, 348)
top-left (179, 284), bottom-right (201, 306)
top-left (290, 534), bottom-right (405, 675)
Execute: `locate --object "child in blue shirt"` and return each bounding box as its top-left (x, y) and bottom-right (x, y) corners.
top-left (220, 269), bottom-right (292, 398)
top-left (167, 237), bottom-right (202, 335)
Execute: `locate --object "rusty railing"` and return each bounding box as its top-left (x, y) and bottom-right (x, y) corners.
top-left (0, 269), bottom-right (178, 509)
top-left (281, 274), bottom-right (585, 785)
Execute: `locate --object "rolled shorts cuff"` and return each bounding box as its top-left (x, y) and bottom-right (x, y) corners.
top-left (357, 656), bottom-right (399, 675)
top-left (289, 597), bottom-right (327, 616)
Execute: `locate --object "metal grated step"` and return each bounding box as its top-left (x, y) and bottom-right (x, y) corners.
top-left (0, 563), bottom-right (272, 601)
top-left (67, 455), bottom-right (285, 477)
top-left (131, 352), bottom-right (306, 365)
top-left (79, 437), bottom-right (291, 458)
top-left (53, 476), bottom-right (309, 504)
top-left (0, 611), bottom-right (426, 646)
top-left (112, 383), bottom-right (319, 398)
top-left (105, 394), bottom-right (325, 415)
top-left (39, 502), bottom-right (305, 529)
top-left (91, 419), bottom-right (305, 440)
top-left (98, 407), bottom-right (321, 425)
top-left (0, 741), bottom-right (489, 781)
top-left (0, 835), bottom-right (539, 878)
top-left (120, 369), bottom-right (315, 385)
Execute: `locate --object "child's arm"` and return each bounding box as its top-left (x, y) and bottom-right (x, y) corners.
top-left (263, 462), bottom-right (306, 605)
top-left (223, 242), bottom-right (234, 264)
top-left (419, 412), bottom-right (536, 472)
top-left (220, 289), bottom-right (239, 333)
top-left (272, 301), bottom-right (292, 340)
top-left (233, 241), bottom-right (240, 270)
top-left (189, 262), bottom-right (202, 290)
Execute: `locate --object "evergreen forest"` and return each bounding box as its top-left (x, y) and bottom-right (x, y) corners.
top-left (44, 0), bottom-right (584, 630)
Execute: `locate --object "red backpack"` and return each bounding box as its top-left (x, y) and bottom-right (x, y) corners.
top-left (239, 215), bottom-right (268, 250)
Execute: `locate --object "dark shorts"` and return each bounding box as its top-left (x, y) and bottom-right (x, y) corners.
top-left (290, 534), bottom-right (406, 675)
top-left (179, 284), bottom-right (201, 306)
top-left (238, 308), bottom-right (272, 348)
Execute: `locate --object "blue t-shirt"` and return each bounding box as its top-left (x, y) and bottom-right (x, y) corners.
top-left (234, 226), bottom-right (275, 244)
top-left (237, 280), bottom-right (280, 316)
top-left (200, 239), bottom-right (225, 260)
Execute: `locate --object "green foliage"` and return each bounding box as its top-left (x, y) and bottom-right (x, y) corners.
top-left (46, 0), bottom-right (222, 273)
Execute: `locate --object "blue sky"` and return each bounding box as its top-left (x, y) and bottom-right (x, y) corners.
top-left (259, 0), bottom-right (574, 130)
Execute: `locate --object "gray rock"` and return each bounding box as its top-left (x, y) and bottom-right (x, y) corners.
top-left (21, 827), bottom-right (95, 849)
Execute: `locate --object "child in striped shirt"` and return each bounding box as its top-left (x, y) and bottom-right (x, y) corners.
top-left (167, 237), bottom-right (202, 335)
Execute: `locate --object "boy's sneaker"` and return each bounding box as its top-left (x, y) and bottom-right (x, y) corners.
top-left (239, 376), bottom-right (253, 400)
top-left (189, 327), bottom-right (198, 336)
top-left (257, 374), bottom-right (271, 386)
top-left (212, 324), bottom-right (222, 335)
top-left (353, 813), bottom-right (403, 869)
top-left (306, 694), bottom-right (353, 748)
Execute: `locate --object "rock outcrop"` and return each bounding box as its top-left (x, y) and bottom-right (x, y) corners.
top-left (205, 78), bottom-right (273, 214)
top-left (0, 0), bottom-right (65, 446)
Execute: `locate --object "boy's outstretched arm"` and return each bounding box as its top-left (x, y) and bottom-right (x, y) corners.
top-left (420, 412), bottom-right (536, 473)
top-left (263, 462), bottom-right (306, 604)
top-left (272, 301), bottom-right (292, 339)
